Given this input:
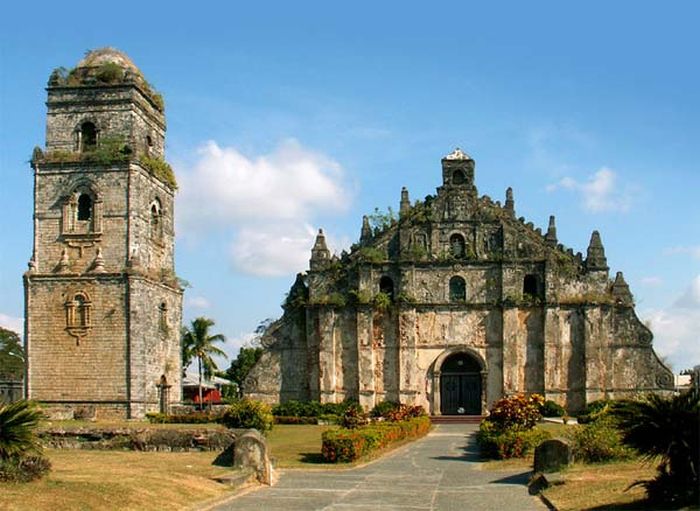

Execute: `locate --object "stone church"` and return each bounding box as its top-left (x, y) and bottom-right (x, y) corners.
top-left (24, 49), bottom-right (182, 419)
top-left (245, 149), bottom-right (674, 413)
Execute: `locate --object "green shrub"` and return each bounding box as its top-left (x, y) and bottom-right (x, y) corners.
top-left (488, 393), bottom-right (544, 431)
top-left (0, 401), bottom-right (44, 459)
top-left (339, 404), bottom-right (369, 429)
top-left (370, 400), bottom-right (400, 418)
top-left (0, 455), bottom-right (51, 482)
top-left (322, 416), bottom-right (431, 462)
top-left (577, 399), bottom-right (615, 424)
top-left (220, 399), bottom-right (273, 433)
top-left (540, 400), bottom-right (565, 417)
top-left (565, 418), bottom-right (634, 462)
top-left (613, 392), bottom-right (699, 507)
top-left (477, 420), bottom-right (551, 459)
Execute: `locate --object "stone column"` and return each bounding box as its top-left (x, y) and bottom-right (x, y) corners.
top-left (398, 307), bottom-right (420, 404)
top-left (317, 308), bottom-right (337, 404)
top-left (356, 307), bottom-right (376, 411)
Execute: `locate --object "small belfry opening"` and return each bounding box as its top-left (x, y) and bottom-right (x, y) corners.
top-left (150, 200), bottom-right (163, 240)
top-left (452, 169), bottom-right (467, 185)
top-left (79, 121), bottom-right (97, 152)
top-left (449, 276), bottom-right (466, 302)
top-left (77, 194), bottom-right (92, 221)
top-left (523, 274), bottom-right (539, 298)
top-left (379, 276), bottom-right (394, 301)
top-left (449, 233), bottom-right (466, 258)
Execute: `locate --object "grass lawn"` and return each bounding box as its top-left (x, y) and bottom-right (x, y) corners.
top-left (0, 449), bottom-right (235, 511)
top-left (267, 424), bottom-right (335, 468)
top-left (542, 460), bottom-right (656, 510)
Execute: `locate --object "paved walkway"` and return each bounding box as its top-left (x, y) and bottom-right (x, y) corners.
top-left (213, 424), bottom-right (544, 511)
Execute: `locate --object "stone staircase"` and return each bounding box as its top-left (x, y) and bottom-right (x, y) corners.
top-left (430, 415), bottom-right (485, 425)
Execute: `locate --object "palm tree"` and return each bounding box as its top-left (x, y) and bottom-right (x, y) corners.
top-left (182, 317), bottom-right (228, 408)
top-left (0, 400), bottom-right (43, 459)
top-left (614, 392), bottom-right (699, 506)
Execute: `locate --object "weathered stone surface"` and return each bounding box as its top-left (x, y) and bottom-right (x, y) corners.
top-left (534, 438), bottom-right (572, 473)
top-left (25, 49), bottom-right (182, 419)
top-left (232, 430), bottom-right (272, 485)
top-left (245, 150), bottom-right (673, 414)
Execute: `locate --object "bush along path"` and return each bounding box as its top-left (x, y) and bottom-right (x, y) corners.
top-left (213, 424), bottom-right (542, 511)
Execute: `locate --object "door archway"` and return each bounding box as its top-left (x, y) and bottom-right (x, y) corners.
top-left (431, 348), bottom-right (486, 415)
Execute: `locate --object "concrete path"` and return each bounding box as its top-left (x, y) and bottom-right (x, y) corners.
top-left (213, 424), bottom-right (544, 511)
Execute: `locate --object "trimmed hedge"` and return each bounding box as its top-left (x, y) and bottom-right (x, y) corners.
top-left (145, 411), bottom-right (222, 424)
top-left (477, 420), bottom-right (552, 459)
top-left (565, 418), bottom-right (634, 462)
top-left (321, 416), bottom-right (431, 463)
top-left (273, 416), bottom-right (318, 425)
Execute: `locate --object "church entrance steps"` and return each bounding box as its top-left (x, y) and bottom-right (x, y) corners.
top-left (430, 415), bottom-right (485, 424)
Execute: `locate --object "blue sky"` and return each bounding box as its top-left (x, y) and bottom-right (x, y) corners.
top-left (1, 1), bottom-right (698, 372)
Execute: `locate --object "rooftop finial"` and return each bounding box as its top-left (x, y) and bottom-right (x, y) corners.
top-left (545, 215), bottom-right (557, 246)
top-left (310, 228), bottom-right (331, 270)
top-left (586, 230), bottom-right (608, 272)
top-left (611, 271), bottom-right (633, 306)
top-left (400, 186), bottom-right (410, 217)
top-left (360, 215), bottom-right (372, 243)
top-left (505, 187), bottom-right (515, 214)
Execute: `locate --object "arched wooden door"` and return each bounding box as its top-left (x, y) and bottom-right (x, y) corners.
top-left (440, 352), bottom-right (482, 415)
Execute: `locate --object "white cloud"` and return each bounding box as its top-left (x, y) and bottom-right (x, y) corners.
top-left (643, 275), bottom-right (700, 371)
top-left (0, 313), bottom-right (23, 336)
top-left (663, 246), bottom-right (700, 260)
top-left (176, 139), bottom-right (352, 277)
top-left (640, 276), bottom-right (664, 287)
top-left (547, 167), bottom-right (638, 213)
top-left (185, 296), bottom-right (210, 309)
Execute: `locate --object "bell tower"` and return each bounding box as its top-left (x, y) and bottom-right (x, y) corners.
top-left (24, 48), bottom-right (182, 419)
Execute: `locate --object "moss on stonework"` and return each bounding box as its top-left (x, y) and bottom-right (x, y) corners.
top-left (141, 156), bottom-right (177, 190)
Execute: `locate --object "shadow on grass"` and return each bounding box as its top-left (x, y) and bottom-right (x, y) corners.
top-left (299, 452), bottom-right (332, 464)
top-left (584, 500), bottom-right (651, 510)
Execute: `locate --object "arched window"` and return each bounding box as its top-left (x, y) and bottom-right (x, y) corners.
top-left (150, 199), bottom-right (163, 240)
top-left (523, 274), bottom-right (539, 297)
top-left (452, 169), bottom-right (467, 185)
top-left (80, 122), bottom-right (97, 152)
top-left (379, 276), bottom-right (394, 301)
top-left (77, 193), bottom-right (92, 221)
top-left (449, 276), bottom-right (466, 302)
top-left (66, 292), bottom-right (92, 329)
top-left (450, 233), bottom-right (466, 258)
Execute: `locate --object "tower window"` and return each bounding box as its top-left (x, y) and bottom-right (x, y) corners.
top-left (146, 135), bottom-right (153, 155)
top-left (77, 194), bottom-right (92, 221)
top-left (159, 302), bottom-right (168, 332)
top-left (523, 274), bottom-right (539, 298)
top-left (379, 276), bottom-right (394, 301)
top-left (150, 199), bottom-right (163, 240)
top-left (80, 122), bottom-right (97, 152)
top-left (449, 233), bottom-right (466, 258)
top-left (452, 169), bottom-right (467, 185)
top-left (449, 276), bottom-right (466, 302)
top-left (66, 292), bottom-right (92, 329)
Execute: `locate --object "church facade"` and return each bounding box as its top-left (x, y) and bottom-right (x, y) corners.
top-left (24, 49), bottom-right (182, 419)
top-left (245, 149), bottom-right (673, 413)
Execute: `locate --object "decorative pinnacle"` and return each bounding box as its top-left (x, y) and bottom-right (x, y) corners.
top-left (586, 230), bottom-right (608, 271)
top-left (611, 271), bottom-right (633, 305)
top-left (505, 187), bottom-right (515, 212)
top-left (400, 186), bottom-right (410, 216)
top-left (93, 247), bottom-right (105, 273)
top-left (360, 215), bottom-right (372, 242)
top-left (545, 215), bottom-right (557, 246)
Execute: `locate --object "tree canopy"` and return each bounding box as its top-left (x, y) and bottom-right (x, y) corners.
top-left (0, 327), bottom-right (24, 381)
